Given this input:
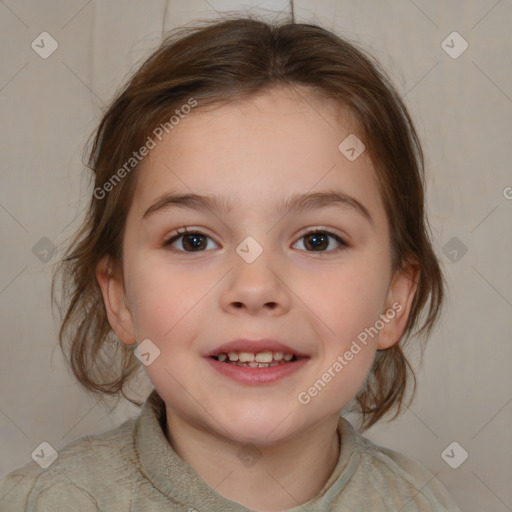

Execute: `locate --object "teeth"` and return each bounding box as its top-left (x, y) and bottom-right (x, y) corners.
top-left (238, 351), bottom-right (254, 362)
top-left (215, 350), bottom-right (296, 364)
top-left (255, 351), bottom-right (273, 363)
top-left (241, 361), bottom-right (271, 368)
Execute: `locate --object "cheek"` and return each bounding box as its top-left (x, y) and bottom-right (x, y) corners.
top-left (124, 256), bottom-right (210, 396)
top-left (297, 329), bottom-right (376, 414)
top-left (321, 348), bottom-right (375, 399)
top-left (317, 257), bottom-right (390, 341)
top-left (124, 251), bottom-right (211, 340)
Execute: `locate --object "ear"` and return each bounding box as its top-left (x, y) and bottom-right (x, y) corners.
top-left (96, 255), bottom-right (137, 346)
top-left (377, 260), bottom-right (419, 350)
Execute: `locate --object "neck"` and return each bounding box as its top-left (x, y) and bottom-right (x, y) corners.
top-left (165, 409), bottom-right (341, 511)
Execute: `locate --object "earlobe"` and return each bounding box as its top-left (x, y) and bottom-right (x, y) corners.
top-left (95, 256), bottom-right (137, 345)
top-left (377, 262), bottom-right (419, 350)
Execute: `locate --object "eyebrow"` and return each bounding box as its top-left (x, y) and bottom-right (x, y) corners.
top-left (142, 190), bottom-right (374, 226)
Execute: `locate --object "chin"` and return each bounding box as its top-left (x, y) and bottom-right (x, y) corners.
top-left (213, 406), bottom-right (299, 446)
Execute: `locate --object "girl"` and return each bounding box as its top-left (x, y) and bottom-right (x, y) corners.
top-left (0, 15), bottom-right (460, 511)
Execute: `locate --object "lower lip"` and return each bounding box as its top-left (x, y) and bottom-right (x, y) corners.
top-left (205, 357), bottom-right (310, 385)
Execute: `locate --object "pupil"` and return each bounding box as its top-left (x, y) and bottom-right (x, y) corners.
top-left (307, 233), bottom-right (327, 251)
top-left (184, 234), bottom-right (205, 251)
top-left (181, 233), bottom-right (328, 252)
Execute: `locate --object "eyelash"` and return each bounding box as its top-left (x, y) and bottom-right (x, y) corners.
top-left (162, 227), bottom-right (348, 254)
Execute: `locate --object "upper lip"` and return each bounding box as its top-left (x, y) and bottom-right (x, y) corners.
top-left (205, 339), bottom-right (310, 358)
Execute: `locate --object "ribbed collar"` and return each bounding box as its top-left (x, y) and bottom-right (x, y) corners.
top-left (135, 389), bottom-right (361, 511)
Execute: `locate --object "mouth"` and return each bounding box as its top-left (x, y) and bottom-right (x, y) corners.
top-left (205, 338), bottom-right (310, 365)
top-left (209, 351), bottom-right (305, 367)
top-left (204, 339), bottom-right (310, 384)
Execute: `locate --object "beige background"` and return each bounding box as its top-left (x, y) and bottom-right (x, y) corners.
top-left (1, 1), bottom-right (511, 510)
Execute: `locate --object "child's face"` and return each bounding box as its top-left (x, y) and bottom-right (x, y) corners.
top-left (100, 87), bottom-right (416, 444)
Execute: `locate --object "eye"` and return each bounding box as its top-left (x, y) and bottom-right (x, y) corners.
top-left (163, 228), bottom-right (219, 252)
top-left (163, 227), bottom-right (348, 253)
top-left (292, 228), bottom-right (347, 253)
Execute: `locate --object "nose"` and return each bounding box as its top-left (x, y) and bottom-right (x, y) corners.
top-left (220, 247), bottom-right (291, 316)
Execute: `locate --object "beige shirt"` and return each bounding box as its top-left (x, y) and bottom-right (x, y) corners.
top-left (0, 389), bottom-right (461, 511)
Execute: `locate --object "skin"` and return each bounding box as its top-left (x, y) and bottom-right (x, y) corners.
top-left (96, 86), bottom-right (418, 511)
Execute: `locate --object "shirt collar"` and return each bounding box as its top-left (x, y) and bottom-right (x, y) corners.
top-left (135, 388), bottom-right (361, 511)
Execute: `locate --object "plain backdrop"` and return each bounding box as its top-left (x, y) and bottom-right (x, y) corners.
top-left (1, 1), bottom-right (511, 511)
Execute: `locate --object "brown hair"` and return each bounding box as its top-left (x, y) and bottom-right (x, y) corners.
top-left (52, 14), bottom-right (445, 430)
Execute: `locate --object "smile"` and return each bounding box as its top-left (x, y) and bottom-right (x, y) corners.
top-left (212, 350), bottom-right (298, 367)
top-left (206, 352), bottom-right (310, 385)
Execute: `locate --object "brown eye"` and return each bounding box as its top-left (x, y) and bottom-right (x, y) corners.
top-left (293, 229), bottom-right (347, 252)
top-left (162, 227), bottom-right (347, 254)
top-left (164, 228), bottom-right (218, 252)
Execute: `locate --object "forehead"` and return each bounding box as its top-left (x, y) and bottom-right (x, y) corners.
top-left (129, 87), bottom-right (386, 226)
